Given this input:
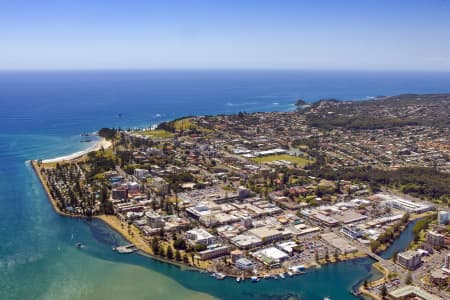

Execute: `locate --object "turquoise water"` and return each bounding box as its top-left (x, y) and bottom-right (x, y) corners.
top-left (1, 70), bottom-right (449, 299)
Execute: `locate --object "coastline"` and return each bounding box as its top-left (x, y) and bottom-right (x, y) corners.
top-left (29, 131), bottom-right (420, 296)
top-left (41, 137), bottom-right (112, 163)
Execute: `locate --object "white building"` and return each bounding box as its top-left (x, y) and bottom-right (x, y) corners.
top-left (186, 228), bottom-right (216, 246)
top-left (134, 168), bottom-right (149, 179)
top-left (438, 211), bottom-right (449, 225)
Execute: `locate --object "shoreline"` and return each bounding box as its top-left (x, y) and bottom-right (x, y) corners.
top-left (29, 130), bottom-right (418, 295)
top-left (41, 137), bottom-right (112, 163)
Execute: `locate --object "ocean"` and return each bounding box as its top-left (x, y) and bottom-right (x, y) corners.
top-left (1, 70), bottom-right (449, 300)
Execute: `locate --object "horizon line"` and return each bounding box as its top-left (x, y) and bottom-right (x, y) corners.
top-left (1, 67), bottom-right (450, 73)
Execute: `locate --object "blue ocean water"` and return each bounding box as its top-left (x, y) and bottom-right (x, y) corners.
top-left (1, 70), bottom-right (449, 300)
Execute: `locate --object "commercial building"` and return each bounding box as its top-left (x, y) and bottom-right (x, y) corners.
top-left (438, 211), bottom-right (449, 225)
top-left (134, 168), bottom-right (149, 179)
top-left (198, 245), bottom-right (230, 260)
top-left (389, 285), bottom-right (441, 300)
top-left (248, 226), bottom-right (285, 244)
top-left (426, 231), bottom-right (445, 247)
top-left (252, 247), bottom-right (289, 268)
top-left (341, 225), bottom-right (363, 239)
top-left (397, 250), bottom-right (422, 270)
top-left (112, 187), bottom-right (128, 201)
top-left (185, 228), bottom-right (216, 246)
top-left (235, 257), bottom-right (254, 270)
top-left (145, 211), bottom-right (164, 228)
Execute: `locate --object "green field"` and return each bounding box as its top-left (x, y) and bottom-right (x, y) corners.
top-left (135, 129), bottom-right (173, 138)
top-left (251, 154), bottom-right (312, 166)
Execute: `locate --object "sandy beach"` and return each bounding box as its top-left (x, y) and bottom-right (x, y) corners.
top-left (42, 138), bottom-right (112, 163)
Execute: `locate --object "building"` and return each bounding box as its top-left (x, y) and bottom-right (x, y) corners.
top-left (248, 226), bottom-right (284, 244)
top-left (241, 215), bottom-right (253, 228)
top-left (321, 232), bottom-right (357, 254)
top-left (198, 245), bottom-right (230, 260)
top-left (376, 194), bottom-right (433, 214)
top-left (252, 247), bottom-right (289, 268)
top-left (145, 211), bottom-right (164, 228)
top-left (389, 285), bottom-right (441, 300)
top-left (112, 187), bottom-right (128, 201)
top-left (430, 268), bottom-right (448, 286)
top-left (230, 249), bottom-right (244, 263)
top-left (134, 168), bottom-right (149, 179)
top-left (438, 211), bottom-right (449, 225)
top-left (426, 231), bottom-right (445, 247)
top-left (445, 253), bottom-right (450, 269)
top-left (185, 228), bottom-right (216, 246)
top-left (235, 257), bottom-right (254, 270)
top-left (341, 225), bottom-right (363, 239)
top-left (230, 233), bottom-right (262, 249)
top-left (397, 250), bottom-right (422, 270)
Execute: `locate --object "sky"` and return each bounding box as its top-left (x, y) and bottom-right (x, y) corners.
top-left (1, 0), bottom-right (450, 71)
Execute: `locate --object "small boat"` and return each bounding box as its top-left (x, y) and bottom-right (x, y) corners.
top-left (250, 276), bottom-right (259, 282)
top-left (324, 297), bottom-right (331, 300)
top-left (215, 273), bottom-right (226, 280)
top-left (279, 273), bottom-right (286, 279)
top-left (80, 139), bottom-right (92, 143)
top-left (76, 242), bottom-right (83, 248)
top-left (236, 277), bottom-right (241, 283)
top-left (113, 244), bottom-right (137, 254)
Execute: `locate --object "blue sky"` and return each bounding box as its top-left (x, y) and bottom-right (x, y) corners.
top-left (1, 0), bottom-right (450, 70)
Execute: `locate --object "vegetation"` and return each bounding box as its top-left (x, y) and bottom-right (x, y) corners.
top-left (412, 214), bottom-right (436, 242)
top-left (251, 154), bottom-right (312, 166)
top-left (310, 166), bottom-right (450, 202)
top-left (134, 129), bottom-right (173, 139)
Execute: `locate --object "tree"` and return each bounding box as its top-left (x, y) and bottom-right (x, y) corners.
top-left (380, 284), bottom-right (387, 299)
top-left (173, 238), bottom-right (187, 250)
top-left (160, 244), bottom-right (167, 257)
top-left (175, 249), bottom-right (182, 261)
top-left (194, 243), bottom-right (207, 252)
top-left (151, 237), bottom-right (159, 255)
top-left (167, 245), bottom-right (174, 260)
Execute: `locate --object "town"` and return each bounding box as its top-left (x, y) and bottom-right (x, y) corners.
top-left (32, 93), bottom-right (449, 300)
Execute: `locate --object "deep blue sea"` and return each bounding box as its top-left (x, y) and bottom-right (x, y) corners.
top-left (1, 70), bottom-right (449, 300)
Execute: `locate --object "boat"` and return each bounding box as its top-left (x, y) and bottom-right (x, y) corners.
top-left (250, 276), bottom-right (259, 282)
top-left (80, 139), bottom-right (92, 143)
top-left (215, 273), bottom-right (226, 280)
top-left (287, 271), bottom-right (294, 277)
top-left (324, 297), bottom-right (331, 300)
top-left (279, 273), bottom-right (286, 279)
top-left (75, 242), bottom-right (83, 248)
top-left (113, 244), bottom-right (137, 254)
top-left (236, 277), bottom-right (241, 283)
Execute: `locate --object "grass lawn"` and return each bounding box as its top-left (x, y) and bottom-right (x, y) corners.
top-left (251, 154), bottom-right (312, 166)
top-left (174, 118), bottom-right (212, 133)
top-left (134, 129), bottom-right (173, 139)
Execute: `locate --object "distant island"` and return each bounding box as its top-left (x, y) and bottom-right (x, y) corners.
top-left (32, 93), bottom-right (449, 299)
